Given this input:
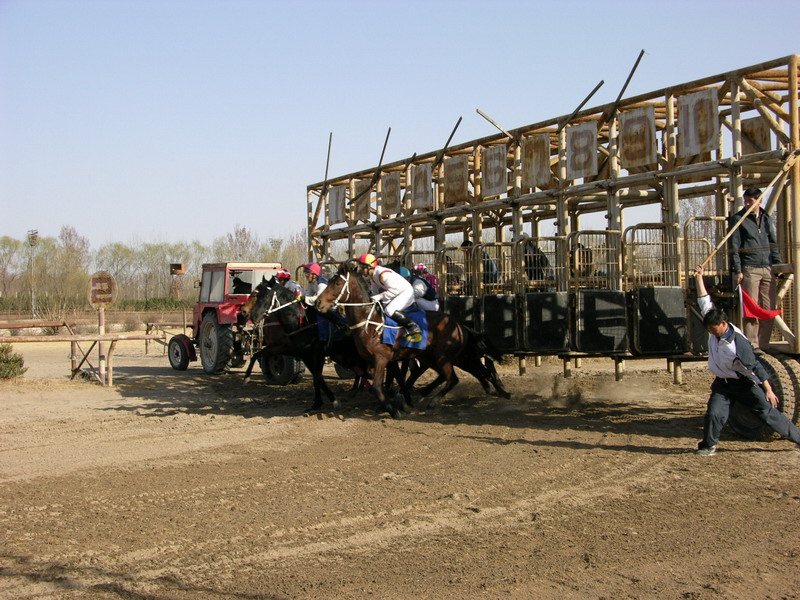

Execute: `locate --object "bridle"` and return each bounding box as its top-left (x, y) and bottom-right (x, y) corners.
top-left (250, 286), bottom-right (315, 336)
top-left (328, 270), bottom-right (398, 335)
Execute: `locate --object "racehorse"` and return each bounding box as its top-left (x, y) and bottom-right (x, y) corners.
top-left (241, 277), bottom-right (369, 412)
top-left (315, 262), bottom-right (510, 417)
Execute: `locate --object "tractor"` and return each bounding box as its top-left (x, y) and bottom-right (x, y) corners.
top-left (167, 262), bottom-right (305, 384)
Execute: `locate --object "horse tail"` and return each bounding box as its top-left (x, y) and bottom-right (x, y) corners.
top-left (460, 323), bottom-right (504, 363)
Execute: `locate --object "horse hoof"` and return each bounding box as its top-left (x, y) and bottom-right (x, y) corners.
top-left (243, 377), bottom-right (251, 384)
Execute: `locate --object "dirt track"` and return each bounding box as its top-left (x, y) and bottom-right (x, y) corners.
top-left (1, 339), bottom-right (799, 599)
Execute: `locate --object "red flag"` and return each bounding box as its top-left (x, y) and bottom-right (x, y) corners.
top-left (740, 288), bottom-right (782, 320)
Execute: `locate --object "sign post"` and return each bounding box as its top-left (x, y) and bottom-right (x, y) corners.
top-left (88, 271), bottom-right (117, 384)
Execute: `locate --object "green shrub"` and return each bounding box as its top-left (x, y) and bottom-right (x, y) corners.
top-left (0, 343), bottom-right (27, 379)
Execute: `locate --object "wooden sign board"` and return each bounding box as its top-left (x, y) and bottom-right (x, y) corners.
top-left (88, 271), bottom-right (117, 309)
top-left (741, 116), bottom-right (771, 154)
top-left (327, 185), bottom-right (346, 225)
top-left (380, 172), bottom-right (401, 216)
top-left (522, 134), bottom-right (552, 189)
top-left (566, 122), bottom-right (598, 180)
top-left (678, 88), bottom-right (718, 158)
top-left (444, 155), bottom-right (469, 206)
top-left (411, 163), bottom-right (433, 211)
top-left (619, 106), bottom-right (657, 169)
top-left (481, 144), bottom-right (507, 198)
top-left (353, 180), bottom-right (371, 222)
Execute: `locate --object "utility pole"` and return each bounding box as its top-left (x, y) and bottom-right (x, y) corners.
top-left (27, 230), bottom-right (38, 318)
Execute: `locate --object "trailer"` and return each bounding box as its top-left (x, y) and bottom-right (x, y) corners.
top-left (305, 54), bottom-right (800, 433)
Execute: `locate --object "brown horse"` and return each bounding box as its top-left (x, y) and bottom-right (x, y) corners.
top-left (315, 263), bottom-right (509, 417)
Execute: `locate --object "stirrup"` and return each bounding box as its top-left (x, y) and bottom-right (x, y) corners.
top-left (404, 329), bottom-right (422, 343)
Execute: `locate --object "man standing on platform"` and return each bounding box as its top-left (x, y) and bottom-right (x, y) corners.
top-left (729, 187), bottom-right (782, 349)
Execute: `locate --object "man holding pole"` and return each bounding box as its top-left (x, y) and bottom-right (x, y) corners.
top-left (729, 187), bottom-right (782, 350)
top-left (693, 265), bottom-right (800, 456)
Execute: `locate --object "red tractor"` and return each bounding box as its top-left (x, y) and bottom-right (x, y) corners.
top-left (167, 262), bottom-right (305, 384)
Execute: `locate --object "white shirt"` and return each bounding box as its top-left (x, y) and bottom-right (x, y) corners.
top-left (698, 293), bottom-right (747, 380)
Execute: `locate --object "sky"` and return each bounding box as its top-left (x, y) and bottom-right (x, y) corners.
top-left (2, 0), bottom-right (800, 250)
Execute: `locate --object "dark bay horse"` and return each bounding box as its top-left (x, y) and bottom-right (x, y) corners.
top-left (241, 277), bottom-right (369, 412)
top-left (315, 263), bottom-right (509, 416)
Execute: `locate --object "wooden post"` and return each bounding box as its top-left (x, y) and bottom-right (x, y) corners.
top-left (98, 307), bottom-right (106, 385)
top-left (789, 54), bottom-right (800, 354)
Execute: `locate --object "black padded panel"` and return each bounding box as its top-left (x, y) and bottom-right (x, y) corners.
top-left (482, 294), bottom-right (518, 352)
top-left (442, 295), bottom-right (476, 329)
top-left (525, 292), bottom-right (569, 352)
top-left (629, 286), bottom-right (688, 355)
top-left (572, 289), bottom-right (628, 353)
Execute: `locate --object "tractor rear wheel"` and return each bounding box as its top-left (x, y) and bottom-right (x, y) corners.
top-left (199, 313), bottom-right (234, 374)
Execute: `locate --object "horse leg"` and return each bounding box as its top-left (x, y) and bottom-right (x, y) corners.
top-left (387, 361), bottom-right (413, 412)
top-left (371, 356), bottom-right (398, 419)
top-left (458, 355), bottom-right (511, 399)
top-left (425, 364), bottom-right (459, 410)
top-left (243, 349), bottom-right (265, 384)
top-left (483, 356), bottom-right (511, 399)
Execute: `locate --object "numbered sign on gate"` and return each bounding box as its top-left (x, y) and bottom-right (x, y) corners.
top-left (566, 122), bottom-right (598, 180)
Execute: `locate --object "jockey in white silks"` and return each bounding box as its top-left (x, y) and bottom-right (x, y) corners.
top-left (356, 253), bottom-right (422, 342)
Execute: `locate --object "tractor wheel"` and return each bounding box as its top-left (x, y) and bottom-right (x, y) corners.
top-left (260, 354), bottom-right (304, 385)
top-left (771, 352), bottom-right (800, 424)
top-left (727, 352), bottom-right (795, 441)
top-left (199, 313), bottom-right (234, 374)
top-left (168, 336), bottom-right (190, 371)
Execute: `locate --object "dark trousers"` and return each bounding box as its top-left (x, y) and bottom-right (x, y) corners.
top-left (702, 377), bottom-right (800, 448)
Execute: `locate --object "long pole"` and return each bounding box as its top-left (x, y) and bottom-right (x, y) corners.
top-left (700, 151), bottom-right (800, 268)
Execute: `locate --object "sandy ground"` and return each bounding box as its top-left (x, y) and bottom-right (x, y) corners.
top-left (1, 337), bottom-right (799, 600)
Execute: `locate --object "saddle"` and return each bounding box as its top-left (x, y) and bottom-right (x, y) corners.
top-left (381, 307), bottom-right (428, 349)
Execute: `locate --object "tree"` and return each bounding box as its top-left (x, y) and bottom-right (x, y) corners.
top-left (213, 225), bottom-right (261, 261)
top-left (0, 236), bottom-right (23, 300)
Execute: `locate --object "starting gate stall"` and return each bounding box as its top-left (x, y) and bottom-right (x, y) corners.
top-left (305, 54), bottom-right (800, 414)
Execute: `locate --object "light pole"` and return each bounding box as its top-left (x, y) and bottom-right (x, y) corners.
top-left (27, 229), bottom-right (38, 318)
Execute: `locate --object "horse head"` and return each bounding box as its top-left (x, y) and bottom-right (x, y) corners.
top-left (315, 261), bottom-right (366, 312)
top-left (248, 274), bottom-right (306, 329)
top-left (242, 276), bottom-right (277, 323)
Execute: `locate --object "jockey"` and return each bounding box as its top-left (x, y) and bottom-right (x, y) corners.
top-left (300, 262), bottom-right (327, 306)
top-left (357, 253), bottom-right (422, 342)
top-left (276, 269), bottom-right (303, 296)
top-left (401, 267), bottom-right (440, 312)
top-left (415, 263), bottom-right (439, 293)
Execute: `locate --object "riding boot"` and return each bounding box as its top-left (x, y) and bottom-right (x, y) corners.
top-left (390, 311), bottom-right (422, 342)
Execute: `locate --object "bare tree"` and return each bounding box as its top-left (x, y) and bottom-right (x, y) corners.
top-left (213, 225), bottom-right (261, 261)
top-left (0, 236), bottom-right (23, 299)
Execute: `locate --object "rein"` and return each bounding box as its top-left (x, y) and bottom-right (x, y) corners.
top-left (331, 271), bottom-right (400, 334)
top-left (251, 287), bottom-right (304, 329)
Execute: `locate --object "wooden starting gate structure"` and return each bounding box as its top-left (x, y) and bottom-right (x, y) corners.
top-left (305, 54), bottom-right (800, 366)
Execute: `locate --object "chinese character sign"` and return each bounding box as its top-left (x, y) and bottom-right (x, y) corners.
top-left (678, 88), bottom-right (718, 158)
top-left (88, 271), bottom-right (117, 309)
top-left (619, 106), bottom-right (657, 169)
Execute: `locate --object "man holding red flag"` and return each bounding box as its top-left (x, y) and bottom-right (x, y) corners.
top-left (729, 187), bottom-right (782, 350)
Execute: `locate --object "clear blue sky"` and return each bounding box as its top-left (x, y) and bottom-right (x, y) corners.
top-left (2, 0), bottom-right (799, 249)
